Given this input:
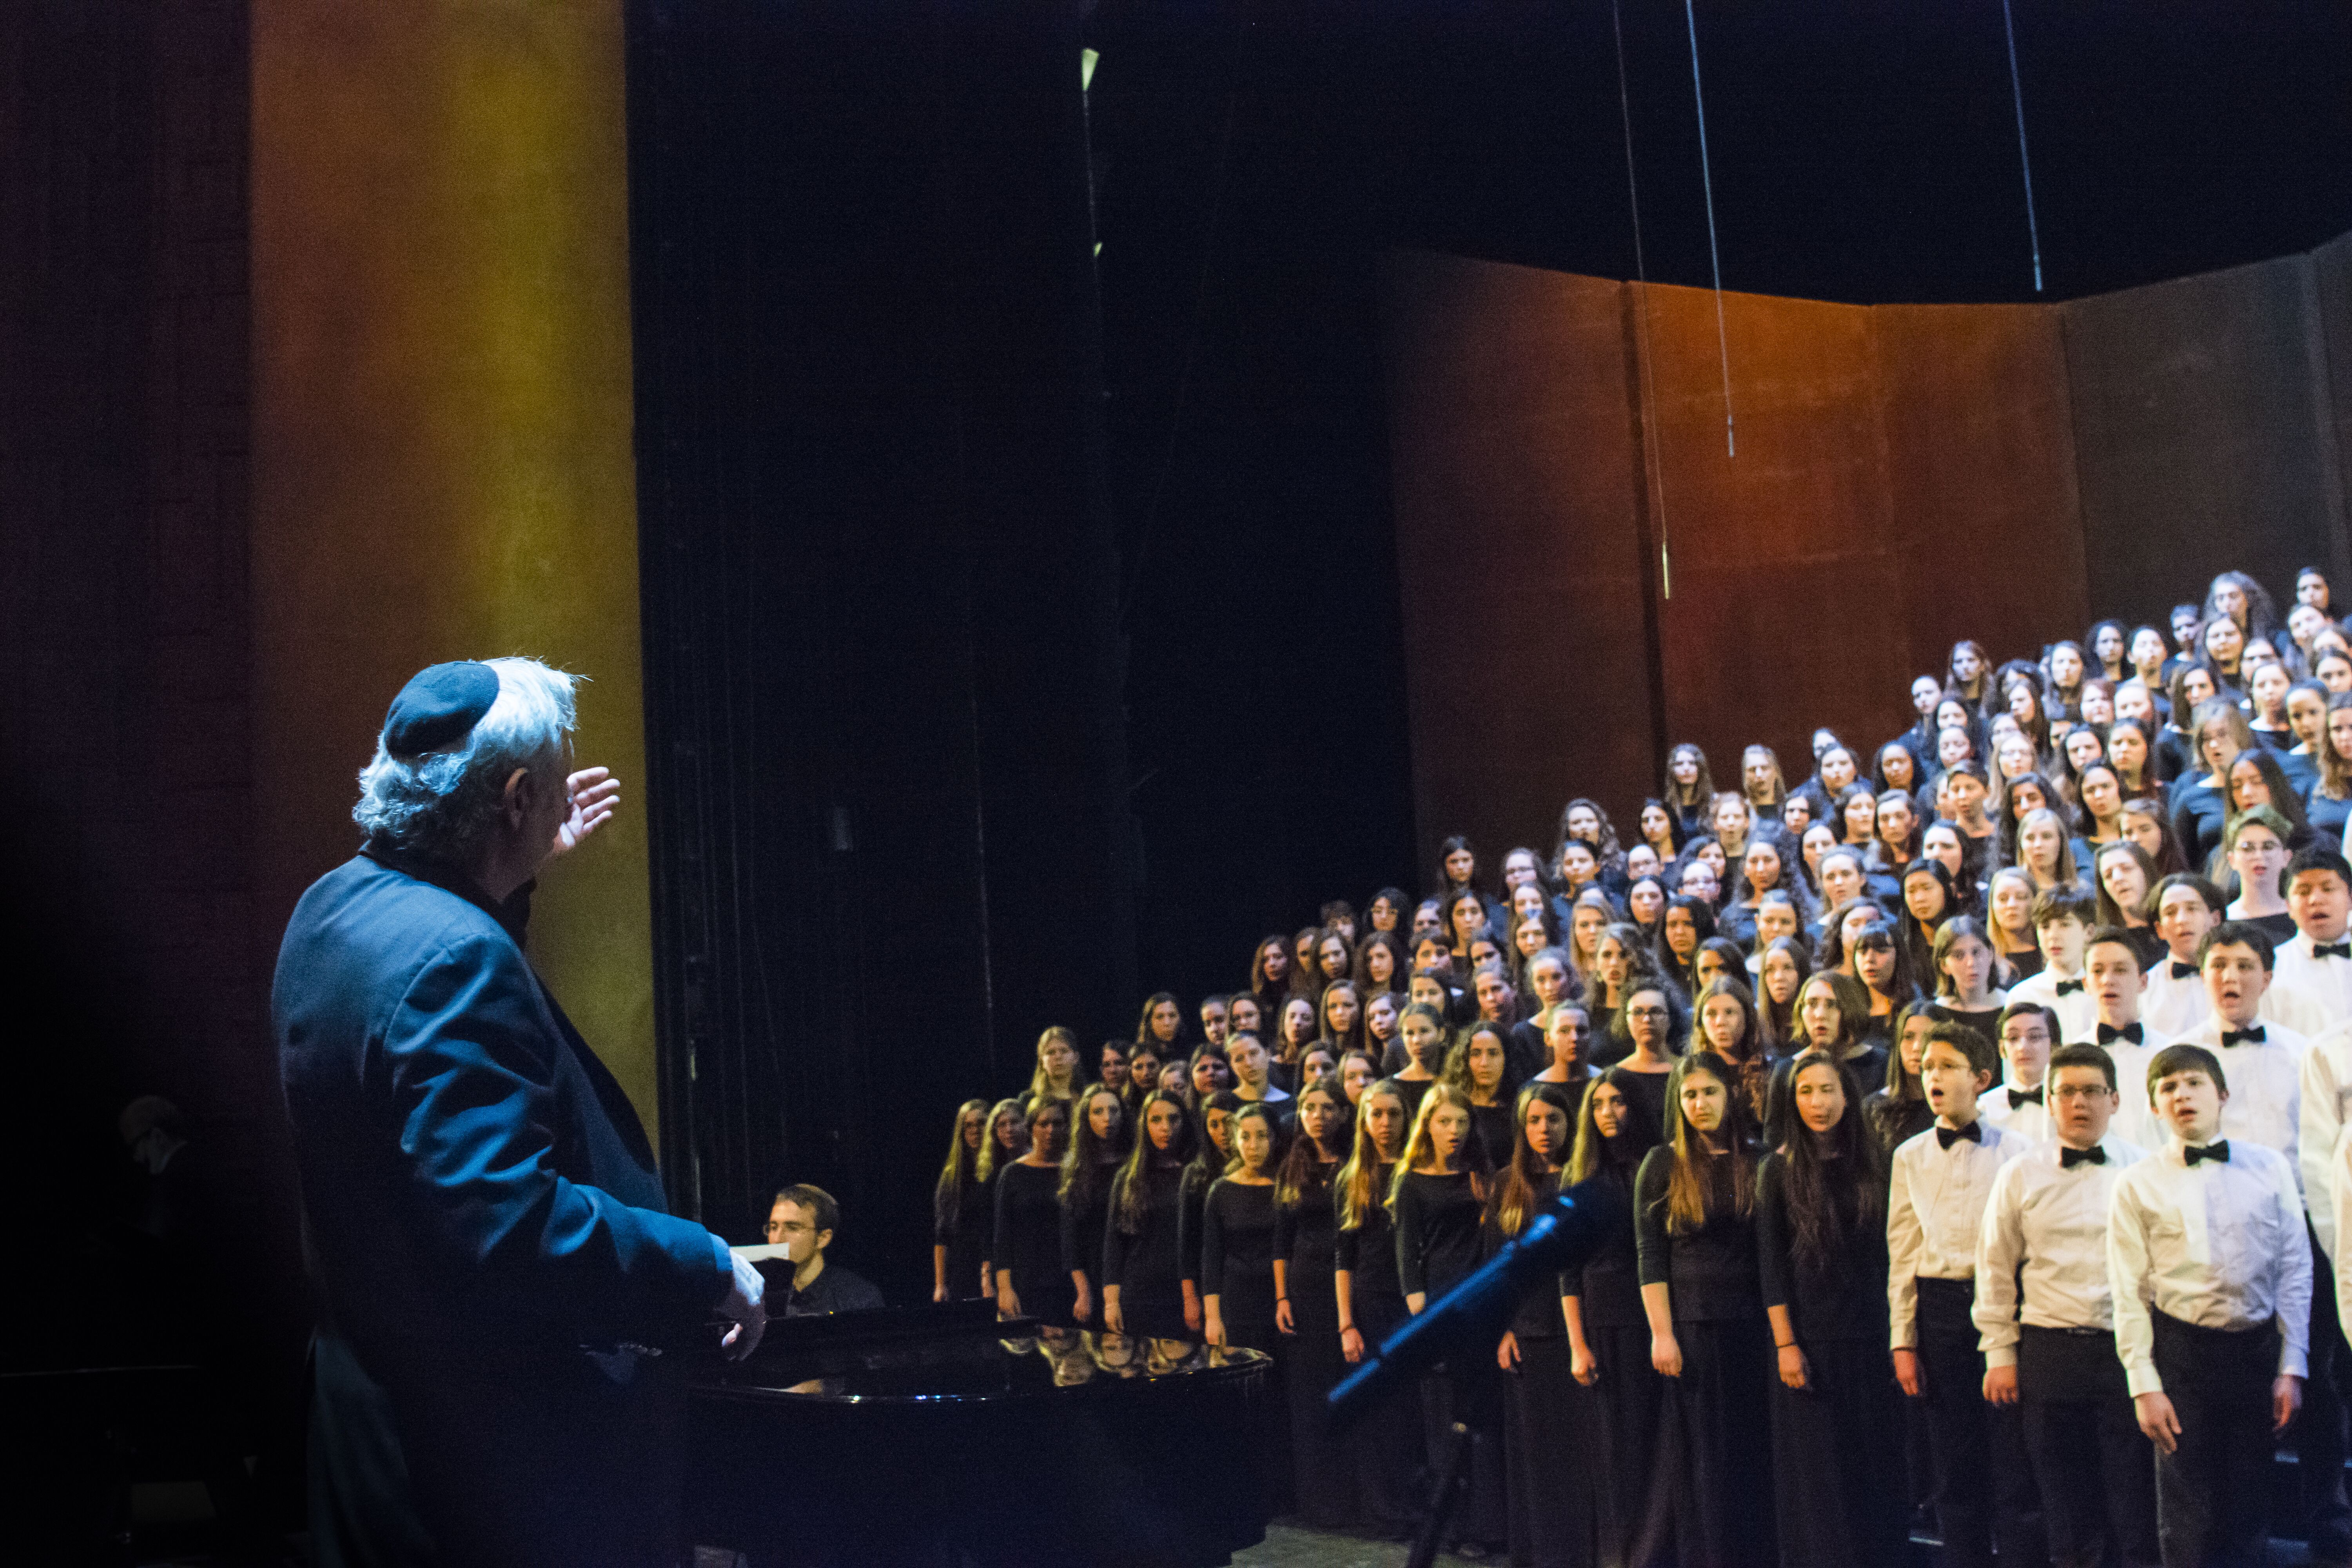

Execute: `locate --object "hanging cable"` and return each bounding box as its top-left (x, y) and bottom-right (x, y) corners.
top-left (1999, 0), bottom-right (2045, 292)
top-left (1612, 0), bottom-right (1671, 599)
top-left (1682, 0), bottom-right (1733, 457)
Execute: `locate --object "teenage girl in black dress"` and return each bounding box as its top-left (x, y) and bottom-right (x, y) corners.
top-left (1273, 1077), bottom-right (1355, 1528)
top-left (1181, 1089), bottom-right (1242, 1337)
top-left (1061, 1083), bottom-right (1129, 1330)
top-left (1563, 1067), bottom-right (1665, 1568)
top-left (1393, 1082), bottom-right (1506, 1555)
top-left (932, 1097), bottom-right (992, 1301)
top-left (1757, 1051), bottom-right (1903, 1568)
top-left (1336, 1078), bottom-right (1420, 1536)
top-left (1636, 1051), bottom-right (1773, 1566)
top-left (1198, 1101), bottom-right (1290, 1509)
top-left (1489, 1080), bottom-right (1579, 1568)
top-left (1103, 1088), bottom-right (1198, 1348)
top-left (1608, 981), bottom-right (1683, 1147)
top-left (993, 1097), bottom-right (1074, 1327)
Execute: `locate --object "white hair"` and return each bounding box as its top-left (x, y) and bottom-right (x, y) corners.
top-left (352, 657), bottom-right (580, 865)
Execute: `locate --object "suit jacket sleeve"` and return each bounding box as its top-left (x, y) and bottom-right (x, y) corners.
top-left (383, 931), bottom-right (730, 1345)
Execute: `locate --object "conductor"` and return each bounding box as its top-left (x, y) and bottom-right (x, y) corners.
top-left (275, 658), bottom-right (767, 1567)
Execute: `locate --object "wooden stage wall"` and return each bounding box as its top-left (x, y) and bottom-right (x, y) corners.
top-left (1384, 242), bottom-right (2352, 868)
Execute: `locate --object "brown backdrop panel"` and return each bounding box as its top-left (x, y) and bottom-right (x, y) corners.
top-left (2063, 253), bottom-right (2352, 631)
top-left (2316, 232), bottom-right (2352, 583)
top-left (1638, 283), bottom-right (1898, 799)
top-left (1875, 303), bottom-right (2087, 692)
top-left (1381, 250), bottom-right (1658, 872)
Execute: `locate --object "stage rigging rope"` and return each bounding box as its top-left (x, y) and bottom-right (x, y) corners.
top-left (2000, 0), bottom-right (2047, 292)
top-left (1682, 0), bottom-right (1734, 460)
top-left (1612, 0), bottom-right (1671, 600)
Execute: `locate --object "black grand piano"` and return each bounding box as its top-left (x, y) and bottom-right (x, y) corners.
top-left (688, 1298), bottom-right (1274, 1567)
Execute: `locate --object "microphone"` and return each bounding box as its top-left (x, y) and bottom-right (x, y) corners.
top-left (1327, 1178), bottom-right (1624, 1427)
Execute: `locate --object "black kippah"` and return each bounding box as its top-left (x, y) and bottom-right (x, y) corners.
top-left (383, 661), bottom-right (501, 757)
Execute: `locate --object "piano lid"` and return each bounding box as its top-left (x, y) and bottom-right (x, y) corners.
top-left (693, 1303), bottom-right (1272, 1406)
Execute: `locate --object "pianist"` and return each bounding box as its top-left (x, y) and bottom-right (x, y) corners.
top-left (275, 658), bottom-right (769, 1568)
top-left (766, 1183), bottom-right (886, 1316)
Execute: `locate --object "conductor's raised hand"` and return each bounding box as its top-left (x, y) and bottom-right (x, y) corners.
top-left (548, 767), bottom-right (621, 858)
top-left (717, 1251), bottom-right (768, 1360)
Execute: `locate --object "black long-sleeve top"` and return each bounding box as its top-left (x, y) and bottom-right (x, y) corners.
top-left (1755, 1149), bottom-right (1888, 1344)
top-left (936, 1171), bottom-right (991, 1255)
top-left (1333, 1164), bottom-right (1403, 1302)
top-left (992, 1161), bottom-right (1065, 1278)
top-left (1179, 1165), bottom-right (1214, 1284)
top-left (1565, 1160), bottom-right (1646, 1328)
top-left (1061, 1167), bottom-right (1115, 1282)
top-left (1468, 1101), bottom-right (1516, 1171)
top-left (1633, 1145), bottom-right (1762, 1322)
top-left (1615, 1067), bottom-right (1674, 1149)
top-left (1485, 1169), bottom-right (1566, 1339)
top-left (1273, 1165), bottom-right (1341, 1297)
top-left (1102, 1162), bottom-right (1187, 1299)
top-left (1194, 1179), bottom-right (1276, 1300)
top-left (1394, 1169), bottom-right (1485, 1299)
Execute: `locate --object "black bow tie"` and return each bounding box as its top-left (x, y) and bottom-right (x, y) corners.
top-left (2170, 962), bottom-right (2197, 979)
top-left (2220, 1026), bottom-right (2266, 1047)
top-left (2055, 979), bottom-right (2085, 996)
top-left (2318, 942), bottom-right (2351, 960)
top-left (1937, 1122), bottom-right (1985, 1149)
top-left (2097, 1022), bottom-right (2144, 1046)
top-left (2009, 1086), bottom-right (2045, 1109)
top-left (2184, 1140), bottom-right (2231, 1166)
top-left (2060, 1145), bottom-right (2107, 1169)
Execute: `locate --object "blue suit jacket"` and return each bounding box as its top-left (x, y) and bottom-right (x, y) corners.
top-left (276, 845), bottom-right (728, 1566)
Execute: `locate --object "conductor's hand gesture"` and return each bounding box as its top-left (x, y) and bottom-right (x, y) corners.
top-left (548, 767), bottom-right (621, 858)
top-left (717, 1252), bottom-right (768, 1360)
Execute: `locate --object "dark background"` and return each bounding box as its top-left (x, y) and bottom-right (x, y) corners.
top-left (4, 0), bottom-right (2350, 1322)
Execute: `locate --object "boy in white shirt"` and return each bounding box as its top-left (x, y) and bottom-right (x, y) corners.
top-left (1976, 1042), bottom-right (2154, 1568)
top-left (1978, 1002), bottom-right (2057, 1145)
top-left (2083, 926), bottom-right (2174, 1151)
top-left (2273, 846), bottom-right (2352, 1038)
top-left (2140, 875), bottom-right (2223, 1042)
top-left (2178, 923), bottom-right (2308, 1165)
top-left (1889, 1020), bottom-right (2038, 1568)
top-left (2107, 1044), bottom-right (2310, 1568)
top-left (2009, 886), bottom-right (2098, 1043)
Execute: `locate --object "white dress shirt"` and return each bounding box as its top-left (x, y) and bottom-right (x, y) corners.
top-left (1888, 1118), bottom-right (2028, 1351)
top-left (2106, 1138), bottom-right (2312, 1395)
top-left (2332, 1137), bottom-right (2352, 1335)
top-left (2098, 1025), bottom-right (2179, 1153)
top-left (2009, 967), bottom-right (2097, 1044)
top-left (2274, 933), bottom-right (2352, 1033)
top-left (1978, 1080), bottom-right (2053, 1145)
top-left (2177, 1016), bottom-right (2307, 1181)
top-left (1973, 1134), bottom-right (2147, 1366)
top-left (2141, 958), bottom-right (2213, 1041)
top-left (2303, 1019), bottom-right (2352, 1261)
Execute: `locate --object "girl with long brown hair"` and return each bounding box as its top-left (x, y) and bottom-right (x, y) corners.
top-left (1488, 1080), bottom-right (1581, 1567)
top-left (1757, 1051), bottom-right (1902, 1565)
top-left (1635, 1052), bottom-right (1771, 1565)
top-left (1334, 1078), bottom-right (1420, 1535)
top-left (1392, 1082), bottom-right (1504, 1554)
top-left (1272, 1077), bottom-right (1355, 1528)
top-left (1060, 1083), bottom-right (1129, 1329)
top-left (992, 1096), bottom-right (1074, 1326)
top-left (1102, 1089), bottom-right (1198, 1346)
top-left (931, 1098), bottom-right (992, 1303)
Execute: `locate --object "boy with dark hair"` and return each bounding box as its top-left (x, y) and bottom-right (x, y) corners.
top-left (2141, 875), bottom-right (2224, 1041)
top-left (2082, 926), bottom-right (2175, 1151)
top-left (2107, 1045), bottom-right (2310, 1568)
top-left (1976, 1042), bottom-right (2155, 1568)
top-left (1979, 1002), bottom-right (2060, 1145)
top-left (2011, 886), bottom-right (2099, 1044)
top-left (1889, 1022), bottom-right (2041, 1568)
top-left (2274, 846), bottom-right (2352, 1035)
top-left (2180, 924), bottom-right (2306, 1163)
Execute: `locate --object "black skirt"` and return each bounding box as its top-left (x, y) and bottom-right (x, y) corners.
top-left (1582, 1321), bottom-right (1664, 1568)
top-left (1768, 1337), bottom-right (1907, 1568)
top-left (1283, 1259), bottom-right (1358, 1530)
top-left (1350, 1289), bottom-right (1423, 1532)
top-left (1506, 1335), bottom-right (1590, 1568)
top-left (1644, 1316), bottom-right (1775, 1568)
